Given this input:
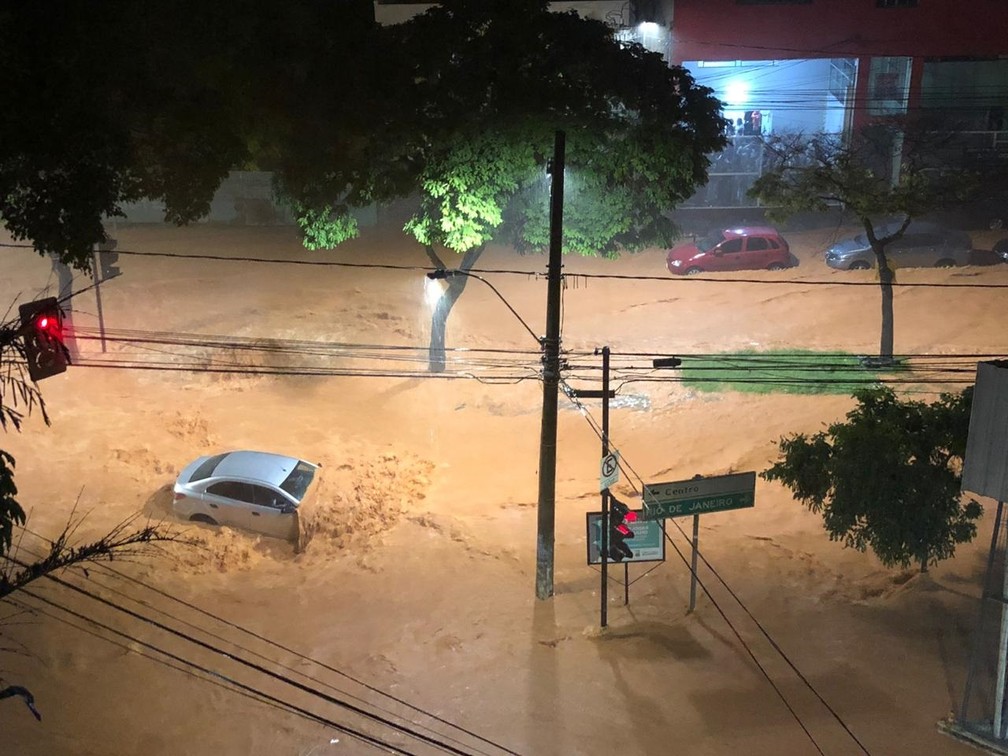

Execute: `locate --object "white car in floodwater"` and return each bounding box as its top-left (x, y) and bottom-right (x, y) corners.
top-left (173, 450), bottom-right (320, 540)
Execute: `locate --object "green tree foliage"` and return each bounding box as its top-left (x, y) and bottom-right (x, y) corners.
top-left (0, 450), bottom-right (24, 556)
top-left (0, 1), bottom-right (276, 269)
top-left (749, 120), bottom-right (982, 360)
top-left (0, 0), bottom-right (377, 269)
top-left (272, 1), bottom-right (726, 368)
top-left (280, 1), bottom-right (726, 257)
top-left (762, 386), bottom-right (981, 572)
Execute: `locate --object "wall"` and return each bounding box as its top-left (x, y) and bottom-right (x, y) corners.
top-left (670, 0), bottom-right (1008, 64)
top-left (114, 171), bottom-right (378, 229)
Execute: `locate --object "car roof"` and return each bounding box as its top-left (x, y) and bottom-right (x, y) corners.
top-left (877, 220), bottom-right (951, 235)
top-left (213, 450), bottom-right (315, 487)
top-left (722, 226), bottom-right (781, 238)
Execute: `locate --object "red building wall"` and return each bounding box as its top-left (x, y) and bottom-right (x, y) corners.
top-left (670, 0), bottom-right (1008, 63)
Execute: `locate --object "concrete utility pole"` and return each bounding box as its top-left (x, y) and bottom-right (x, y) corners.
top-left (535, 130), bottom-right (565, 600)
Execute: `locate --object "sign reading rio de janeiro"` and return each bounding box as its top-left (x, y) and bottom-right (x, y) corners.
top-left (642, 472), bottom-right (756, 521)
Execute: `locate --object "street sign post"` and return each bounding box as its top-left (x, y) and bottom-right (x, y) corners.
top-left (642, 472), bottom-right (756, 612)
top-left (642, 471), bottom-right (756, 520)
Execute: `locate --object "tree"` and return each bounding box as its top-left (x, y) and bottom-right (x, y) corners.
top-left (749, 119), bottom-right (981, 362)
top-left (274, 0), bottom-right (727, 370)
top-left (0, 1), bottom-right (374, 269)
top-left (761, 386), bottom-right (981, 573)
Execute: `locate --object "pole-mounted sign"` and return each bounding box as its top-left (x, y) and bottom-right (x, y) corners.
top-left (642, 471), bottom-right (756, 521)
top-left (600, 452), bottom-right (620, 492)
top-left (642, 471), bottom-right (756, 613)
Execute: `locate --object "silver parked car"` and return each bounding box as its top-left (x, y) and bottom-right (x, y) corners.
top-left (173, 450), bottom-right (320, 540)
top-left (825, 222), bottom-right (972, 270)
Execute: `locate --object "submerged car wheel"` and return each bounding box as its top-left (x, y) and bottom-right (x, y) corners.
top-left (849, 261), bottom-right (871, 271)
top-left (685, 267), bottom-right (703, 275)
top-left (934, 258), bottom-right (956, 268)
top-left (767, 262), bottom-right (785, 271)
top-left (189, 514), bottom-right (218, 526)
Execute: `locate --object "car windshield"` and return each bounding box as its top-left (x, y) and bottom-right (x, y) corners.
top-left (280, 461), bottom-right (317, 502)
top-left (191, 453), bottom-right (227, 482)
top-left (695, 234), bottom-right (725, 253)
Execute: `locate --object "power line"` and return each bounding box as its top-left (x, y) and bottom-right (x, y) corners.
top-left (674, 34), bottom-right (1008, 64)
top-left (58, 326), bottom-right (999, 388)
top-left (9, 555), bottom-right (510, 756)
top-left (563, 271), bottom-right (1008, 289)
top-left (15, 586), bottom-right (414, 754)
top-left (10, 242), bottom-right (1008, 290)
top-left (3, 594), bottom-right (316, 727)
top-left (15, 527), bottom-right (518, 756)
top-left (561, 378), bottom-right (874, 756)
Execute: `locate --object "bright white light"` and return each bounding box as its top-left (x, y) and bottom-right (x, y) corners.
top-left (725, 80), bottom-right (749, 107)
top-left (424, 277), bottom-right (444, 310)
top-left (637, 21), bottom-right (659, 34)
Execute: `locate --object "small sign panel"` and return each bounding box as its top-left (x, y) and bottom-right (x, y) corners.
top-left (585, 509), bottom-right (665, 564)
top-left (600, 452), bottom-right (620, 492)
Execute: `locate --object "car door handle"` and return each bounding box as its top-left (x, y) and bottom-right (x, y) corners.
top-left (208, 503), bottom-right (218, 509)
top-left (251, 512), bottom-right (261, 517)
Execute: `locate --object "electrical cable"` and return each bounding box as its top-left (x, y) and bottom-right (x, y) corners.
top-left (16, 527), bottom-right (521, 756)
top-left (560, 377), bottom-right (874, 756)
top-left (566, 270), bottom-right (1008, 289)
top-left (3, 595), bottom-right (312, 723)
top-left (7, 555), bottom-right (507, 756)
top-left (657, 529), bottom-right (830, 755)
top-left (15, 586), bottom-right (413, 754)
top-left (71, 360), bottom-right (541, 385)
top-left (681, 534), bottom-right (878, 756)
top-left (9, 243), bottom-right (1008, 290)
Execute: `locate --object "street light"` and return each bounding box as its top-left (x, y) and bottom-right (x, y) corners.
top-left (425, 270), bottom-right (541, 346)
top-left (425, 131), bottom-right (566, 602)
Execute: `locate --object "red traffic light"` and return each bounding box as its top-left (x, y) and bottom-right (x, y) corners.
top-left (18, 297), bottom-right (69, 381)
top-left (35, 313), bottom-right (61, 340)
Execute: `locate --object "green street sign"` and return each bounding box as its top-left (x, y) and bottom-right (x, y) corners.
top-left (642, 472), bottom-right (756, 521)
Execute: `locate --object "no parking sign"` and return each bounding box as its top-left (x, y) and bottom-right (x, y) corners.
top-left (600, 452), bottom-right (620, 491)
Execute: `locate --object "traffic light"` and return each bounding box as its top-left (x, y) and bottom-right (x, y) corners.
top-left (607, 496), bottom-right (638, 562)
top-left (18, 297), bottom-right (69, 381)
top-left (96, 238), bottom-right (120, 280)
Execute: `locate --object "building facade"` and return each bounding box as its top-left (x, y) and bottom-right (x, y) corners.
top-left (669, 0), bottom-right (1008, 209)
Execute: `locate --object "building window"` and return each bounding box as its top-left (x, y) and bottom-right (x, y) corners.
top-left (829, 58), bottom-right (856, 105)
top-left (876, 0), bottom-right (918, 7)
top-left (868, 57), bottom-right (912, 116)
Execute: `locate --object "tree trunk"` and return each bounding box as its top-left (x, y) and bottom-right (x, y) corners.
top-left (426, 244), bottom-right (485, 373)
top-left (878, 256), bottom-right (895, 362)
top-left (865, 215), bottom-right (910, 365)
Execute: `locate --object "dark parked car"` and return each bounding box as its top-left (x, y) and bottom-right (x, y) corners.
top-left (995, 237), bottom-right (1008, 263)
top-left (666, 226), bottom-right (793, 275)
top-left (825, 222), bottom-right (972, 270)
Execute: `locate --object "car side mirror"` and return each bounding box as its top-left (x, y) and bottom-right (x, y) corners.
top-left (281, 503), bottom-right (295, 514)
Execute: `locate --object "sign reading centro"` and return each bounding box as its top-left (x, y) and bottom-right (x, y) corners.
top-left (642, 471), bottom-right (756, 520)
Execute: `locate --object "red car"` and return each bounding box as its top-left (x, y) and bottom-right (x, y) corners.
top-left (666, 226), bottom-right (793, 275)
